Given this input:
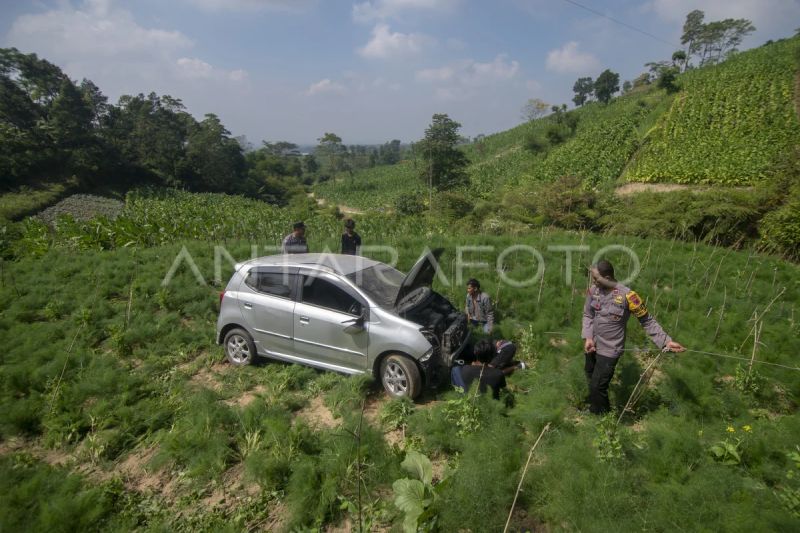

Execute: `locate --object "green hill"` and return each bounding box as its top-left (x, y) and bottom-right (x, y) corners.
top-left (627, 38), bottom-right (800, 184)
top-left (314, 37), bottom-right (800, 206)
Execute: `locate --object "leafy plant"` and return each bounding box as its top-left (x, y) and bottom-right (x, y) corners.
top-left (708, 426), bottom-right (751, 466)
top-left (392, 451), bottom-right (450, 533)
top-left (379, 397), bottom-right (415, 431)
top-left (593, 412), bottom-right (623, 461)
top-left (442, 389), bottom-right (482, 438)
top-left (778, 446), bottom-right (800, 519)
top-left (733, 363), bottom-right (764, 394)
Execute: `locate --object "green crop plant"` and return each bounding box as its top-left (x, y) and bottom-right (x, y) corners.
top-left (392, 450), bottom-right (451, 533)
top-left (628, 39), bottom-right (800, 185)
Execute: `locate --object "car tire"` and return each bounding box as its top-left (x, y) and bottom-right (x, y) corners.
top-left (224, 328), bottom-right (256, 367)
top-left (380, 354), bottom-right (421, 399)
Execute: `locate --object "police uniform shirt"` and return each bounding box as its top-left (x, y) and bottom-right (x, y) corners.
top-left (581, 283), bottom-right (672, 358)
top-left (281, 233), bottom-right (308, 254)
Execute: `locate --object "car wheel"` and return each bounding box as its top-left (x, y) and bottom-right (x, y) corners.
top-left (380, 354), bottom-right (421, 399)
top-left (224, 328), bottom-right (256, 366)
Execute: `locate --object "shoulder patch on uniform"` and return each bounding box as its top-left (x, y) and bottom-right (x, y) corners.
top-left (626, 291), bottom-right (648, 317)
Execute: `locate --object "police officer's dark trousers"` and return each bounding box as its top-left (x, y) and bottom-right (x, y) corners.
top-left (584, 352), bottom-right (619, 414)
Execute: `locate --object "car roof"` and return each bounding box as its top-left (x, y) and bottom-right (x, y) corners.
top-left (237, 253), bottom-right (385, 276)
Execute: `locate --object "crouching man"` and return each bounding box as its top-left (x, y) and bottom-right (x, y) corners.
top-left (451, 339), bottom-right (524, 399)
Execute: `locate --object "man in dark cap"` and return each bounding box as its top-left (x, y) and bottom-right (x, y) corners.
top-left (341, 218), bottom-right (361, 256)
top-left (281, 221), bottom-right (309, 254)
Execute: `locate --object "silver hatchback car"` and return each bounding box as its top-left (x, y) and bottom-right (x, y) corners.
top-left (216, 249), bottom-right (470, 399)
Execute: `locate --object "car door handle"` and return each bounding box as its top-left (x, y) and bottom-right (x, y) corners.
top-left (299, 316), bottom-right (310, 324)
top-left (243, 302), bottom-right (253, 309)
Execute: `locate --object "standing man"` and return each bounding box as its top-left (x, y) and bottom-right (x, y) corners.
top-left (581, 260), bottom-right (685, 414)
top-left (341, 218), bottom-right (361, 256)
top-left (281, 221), bottom-right (309, 254)
top-left (465, 278), bottom-right (494, 334)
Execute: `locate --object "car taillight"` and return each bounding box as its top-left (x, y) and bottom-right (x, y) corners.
top-left (219, 291), bottom-right (226, 308)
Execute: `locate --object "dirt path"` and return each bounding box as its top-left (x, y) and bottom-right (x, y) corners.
top-left (615, 183), bottom-right (751, 196)
top-left (310, 195), bottom-right (365, 215)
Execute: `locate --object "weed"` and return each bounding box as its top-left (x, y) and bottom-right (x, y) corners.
top-left (379, 396), bottom-right (415, 430)
top-left (593, 411), bottom-right (623, 461)
top-left (777, 446), bottom-right (800, 519)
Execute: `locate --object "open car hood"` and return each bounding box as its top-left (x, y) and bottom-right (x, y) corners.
top-left (393, 248), bottom-right (445, 309)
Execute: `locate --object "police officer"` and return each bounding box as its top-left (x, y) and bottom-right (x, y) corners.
top-left (581, 260), bottom-right (685, 414)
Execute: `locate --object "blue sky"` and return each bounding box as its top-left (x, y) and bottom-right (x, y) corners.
top-left (2, 0), bottom-right (799, 145)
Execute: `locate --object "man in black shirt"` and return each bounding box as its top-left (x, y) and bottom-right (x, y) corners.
top-left (451, 339), bottom-right (507, 399)
top-left (341, 218), bottom-right (361, 256)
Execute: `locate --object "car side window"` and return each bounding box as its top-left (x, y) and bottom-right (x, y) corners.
top-left (244, 271), bottom-right (294, 299)
top-left (301, 276), bottom-right (361, 316)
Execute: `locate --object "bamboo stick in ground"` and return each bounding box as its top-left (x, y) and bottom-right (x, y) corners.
top-left (714, 287), bottom-right (726, 342)
top-left (537, 266), bottom-right (546, 304)
top-left (674, 298), bottom-right (681, 332)
top-left (503, 423), bottom-right (551, 533)
top-left (617, 352), bottom-right (663, 427)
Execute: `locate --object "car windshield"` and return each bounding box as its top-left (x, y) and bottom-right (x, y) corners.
top-left (345, 264), bottom-right (406, 310)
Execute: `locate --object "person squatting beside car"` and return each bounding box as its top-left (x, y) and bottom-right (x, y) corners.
top-left (450, 339), bottom-right (525, 398)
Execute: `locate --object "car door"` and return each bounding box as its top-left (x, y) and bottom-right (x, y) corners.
top-left (238, 267), bottom-right (297, 358)
top-left (292, 271), bottom-right (369, 373)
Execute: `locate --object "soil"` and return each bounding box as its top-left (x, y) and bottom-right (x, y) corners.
top-left (188, 363), bottom-right (229, 392)
top-left (293, 396), bottom-right (340, 430)
top-left (615, 183), bottom-right (751, 196)
top-left (224, 385), bottom-right (266, 408)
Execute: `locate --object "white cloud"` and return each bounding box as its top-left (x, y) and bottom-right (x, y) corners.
top-left (176, 58), bottom-right (249, 81)
top-left (446, 37), bottom-right (467, 50)
top-left (415, 66), bottom-right (453, 83)
top-left (415, 54), bottom-right (519, 86)
top-left (180, 0), bottom-right (320, 12)
top-left (303, 78), bottom-right (348, 96)
top-left (643, 0), bottom-right (800, 36)
top-left (342, 70), bottom-right (360, 78)
top-left (8, 0), bottom-right (193, 59)
top-left (525, 79), bottom-right (542, 92)
top-left (356, 23), bottom-right (436, 59)
top-left (545, 41), bottom-right (600, 73)
top-left (352, 0), bottom-right (463, 23)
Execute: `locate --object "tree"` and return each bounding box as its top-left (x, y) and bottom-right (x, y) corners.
top-left (234, 135), bottom-right (254, 153)
top-left (633, 73), bottom-right (651, 88)
top-left (658, 66), bottom-right (681, 94)
top-left (417, 114), bottom-right (469, 203)
top-left (316, 132), bottom-right (344, 184)
top-left (520, 98), bottom-right (550, 122)
top-left (50, 79), bottom-right (94, 149)
top-left (671, 50), bottom-right (687, 66)
top-left (593, 70), bottom-right (620, 104)
top-left (645, 60), bottom-right (671, 76)
top-left (304, 154), bottom-right (319, 174)
top-left (78, 79), bottom-right (107, 127)
top-left (622, 80), bottom-right (633, 93)
top-left (186, 113), bottom-right (244, 191)
top-left (715, 18), bottom-right (755, 61)
top-left (681, 10), bottom-right (705, 71)
top-left (571, 77), bottom-right (594, 107)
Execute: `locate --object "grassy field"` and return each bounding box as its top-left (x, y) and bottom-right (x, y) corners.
top-left (2, 224), bottom-right (800, 531)
top-left (0, 179), bottom-right (77, 221)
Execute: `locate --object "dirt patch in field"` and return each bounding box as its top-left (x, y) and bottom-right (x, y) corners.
top-left (294, 396), bottom-right (339, 430)
top-left (495, 146), bottom-right (521, 158)
top-left (616, 183), bottom-right (752, 196)
top-left (188, 363), bottom-right (229, 391)
top-left (202, 464), bottom-right (260, 508)
top-left (225, 385), bottom-right (266, 408)
top-left (37, 447), bottom-right (75, 467)
top-left (549, 337), bottom-right (568, 347)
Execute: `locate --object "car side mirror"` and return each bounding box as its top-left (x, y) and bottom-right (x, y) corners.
top-left (342, 316), bottom-right (365, 334)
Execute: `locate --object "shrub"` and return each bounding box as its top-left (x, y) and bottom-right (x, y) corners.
top-left (429, 192), bottom-right (474, 222)
top-left (393, 195), bottom-right (425, 216)
top-left (522, 132), bottom-right (547, 153)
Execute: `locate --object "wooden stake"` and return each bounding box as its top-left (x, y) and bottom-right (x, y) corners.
top-left (714, 287), bottom-right (726, 342)
top-left (503, 423), bottom-right (551, 533)
top-left (537, 266), bottom-right (546, 304)
top-left (617, 352), bottom-right (662, 427)
top-left (748, 321), bottom-right (763, 379)
top-left (706, 307), bottom-right (713, 319)
top-left (771, 266), bottom-right (778, 292)
top-left (674, 298), bottom-right (681, 332)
